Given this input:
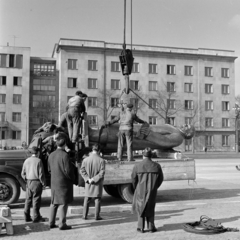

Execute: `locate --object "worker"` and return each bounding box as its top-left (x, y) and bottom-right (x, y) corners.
top-left (132, 147), bottom-right (164, 233)
top-left (66, 91), bottom-right (88, 144)
top-left (103, 103), bottom-right (145, 161)
top-left (21, 146), bottom-right (46, 223)
top-left (80, 144), bottom-right (105, 220)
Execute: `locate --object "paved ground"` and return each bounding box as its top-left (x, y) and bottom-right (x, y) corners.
top-left (1, 158), bottom-right (240, 239)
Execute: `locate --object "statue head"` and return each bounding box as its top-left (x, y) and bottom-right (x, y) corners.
top-left (179, 124), bottom-right (195, 139)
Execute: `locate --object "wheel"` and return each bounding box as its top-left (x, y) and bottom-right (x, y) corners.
top-left (104, 185), bottom-right (121, 198)
top-left (0, 174), bottom-right (21, 204)
top-left (118, 184), bottom-right (134, 203)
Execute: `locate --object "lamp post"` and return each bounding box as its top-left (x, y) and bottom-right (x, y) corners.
top-left (233, 103), bottom-right (240, 153)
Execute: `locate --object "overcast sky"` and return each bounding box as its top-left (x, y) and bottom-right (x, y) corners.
top-left (1, 0), bottom-right (240, 95)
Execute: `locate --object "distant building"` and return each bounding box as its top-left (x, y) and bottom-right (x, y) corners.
top-left (0, 46), bottom-right (30, 149)
top-left (52, 38), bottom-right (237, 152)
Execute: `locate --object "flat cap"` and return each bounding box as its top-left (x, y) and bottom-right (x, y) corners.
top-left (55, 132), bottom-right (68, 141)
top-left (127, 103), bottom-right (133, 108)
top-left (143, 147), bottom-right (152, 157)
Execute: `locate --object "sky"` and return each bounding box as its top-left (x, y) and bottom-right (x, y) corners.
top-left (1, 0), bottom-right (240, 95)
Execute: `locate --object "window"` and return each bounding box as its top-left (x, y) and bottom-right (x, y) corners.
top-left (184, 83), bottom-right (193, 93)
top-left (149, 64), bottom-right (157, 74)
top-left (13, 94), bottom-right (21, 104)
top-left (0, 54), bottom-right (7, 67)
top-left (205, 118), bottom-right (213, 127)
top-left (149, 81), bottom-right (157, 91)
top-left (185, 100), bottom-right (193, 110)
top-left (184, 66), bottom-right (193, 76)
top-left (130, 80), bottom-right (139, 90)
top-left (68, 59), bottom-right (77, 70)
top-left (88, 115), bottom-right (98, 126)
top-left (205, 67), bottom-right (213, 77)
top-left (12, 131), bottom-right (21, 140)
top-left (88, 97), bottom-right (97, 107)
top-left (0, 76), bottom-right (6, 85)
top-left (32, 95), bottom-right (55, 108)
top-left (167, 99), bottom-right (176, 109)
top-left (111, 79), bottom-right (120, 90)
top-left (0, 112), bottom-right (5, 122)
top-left (167, 117), bottom-right (175, 126)
top-left (13, 77), bottom-right (22, 86)
top-left (185, 139), bottom-right (192, 151)
top-left (167, 65), bottom-right (176, 75)
top-left (111, 98), bottom-right (119, 107)
top-left (132, 63), bottom-right (139, 73)
top-left (12, 112), bottom-right (21, 122)
top-left (88, 78), bottom-right (97, 89)
top-left (205, 101), bottom-right (213, 111)
top-left (222, 118), bottom-right (230, 128)
top-left (222, 101), bottom-right (230, 111)
top-left (205, 135), bottom-right (213, 146)
top-left (149, 99), bottom-right (157, 109)
top-left (88, 60), bottom-right (97, 71)
top-left (167, 82), bottom-right (175, 92)
top-left (149, 116), bottom-right (157, 125)
top-left (0, 130), bottom-right (6, 140)
top-left (33, 63), bottom-right (55, 76)
top-left (68, 78), bottom-right (77, 88)
top-left (222, 135), bottom-right (229, 146)
top-left (33, 79), bottom-right (56, 91)
top-left (111, 62), bottom-right (120, 72)
top-left (222, 85), bottom-right (229, 94)
top-left (0, 94), bottom-right (6, 104)
top-left (221, 68), bottom-right (229, 78)
top-left (185, 117), bottom-right (193, 125)
top-left (8, 54), bottom-right (22, 68)
top-left (205, 84), bottom-right (213, 94)
top-left (130, 98), bottom-right (139, 108)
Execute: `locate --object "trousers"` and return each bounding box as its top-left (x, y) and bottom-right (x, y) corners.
top-left (49, 203), bottom-right (68, 228)
top-left (82, 197), bottom-right (101, 219)
top-left (24, 180), bottom-right (43, 221)
top-left (117, 130), bottom-right (133, 161)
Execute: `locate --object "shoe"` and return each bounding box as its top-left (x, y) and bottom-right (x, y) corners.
top-left (50, 224), bottom-right (58, 229)
top-left (33, 217), bottom-right (46, 223)
top-left (137, 228), bottom-right (145, 233)
top-left (95, 217), bottom-right (103, 220)
top-left (59, 225), bottom-right (72, 230)
top-left (82, 217), bottom-right (88, 220)
top-left (149, 227), bottom-right (157, 233)
top-left (25, 218), bottom-right (32, 222)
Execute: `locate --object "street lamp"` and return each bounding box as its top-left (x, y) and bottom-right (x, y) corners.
top-left (232, 103), bottom-right (240, 153)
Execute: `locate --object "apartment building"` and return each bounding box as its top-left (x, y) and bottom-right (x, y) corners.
top-left (52, 38), bottom-right (237, 152)
top-left (0, 46), bottom-right (30, 148)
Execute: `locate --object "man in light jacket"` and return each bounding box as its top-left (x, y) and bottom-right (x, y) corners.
top-left (80, 144), bottom-right (105, 220)
top-left (132, 147), bottom-right (164, 233)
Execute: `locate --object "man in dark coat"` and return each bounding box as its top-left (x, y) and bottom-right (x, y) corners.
top-left (48, 132), bottom-right (75, 230)
top-left (132, 147), bottom-right (164, 233)
top-left (80, 144), bottom-right (105, 220)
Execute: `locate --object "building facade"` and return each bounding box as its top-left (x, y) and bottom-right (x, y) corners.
top-left (52, 38), bottom-right (237, 152)
top-left (0, 46), bottom-right (30, 149)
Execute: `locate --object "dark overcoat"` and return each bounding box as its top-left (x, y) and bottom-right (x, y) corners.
top-left (132, 157), bottom-right (164, 217)
top-left (80, 152), bottom-right (105, 197)
top-left (48, 148), bottom-right (75, 204)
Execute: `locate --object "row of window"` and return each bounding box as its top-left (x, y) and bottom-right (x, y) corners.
top-left (0, 94), bottom-right (22, 104)
top-left (0, 76), bottom-right (22, 86)
top-left (33, 64), bottom-right (55, 76)
top-left (68, 59), bottom-right (230, 78)
top-left (0, 112), bottom-right (21, 122)
top-left (33, 79), bottom-right (56, 91)
top-left (0, 54), bottom-right (23, 68)
top-left (0, 130), bottom-right (21, 140)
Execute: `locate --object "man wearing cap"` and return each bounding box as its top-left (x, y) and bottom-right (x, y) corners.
top-left (105, 103), bottom-right (145, 161)
top-left (21, 146), bottom-right (46, 223)
top-left (48, 133), bottom-right (75, 230)
top-left (66, 90), bottom-right (88, 144)
top-left (132, 147), bottom-right (164, 233)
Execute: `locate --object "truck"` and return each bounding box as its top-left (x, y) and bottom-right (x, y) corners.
top-left (0, 120), bottom-right (196, 205)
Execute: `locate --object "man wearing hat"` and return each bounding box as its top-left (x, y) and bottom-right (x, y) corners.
top-left (66, 90), bottom-right (88, 144)
top-left (105, 103), bottom-right (145, 161)
top-left (132, 147), bottom-right (164, 233)
top-left (21, 146), bottom-right (46, 223)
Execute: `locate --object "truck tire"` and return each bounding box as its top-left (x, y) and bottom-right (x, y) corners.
top-left (118, 184), bottom-right (134, 203)
top-left (104, 185), bottom-right (121, 198)
top-left (0, 174), bottom-right (21, 205)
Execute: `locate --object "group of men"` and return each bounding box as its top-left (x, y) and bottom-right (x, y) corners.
top-left (21, 90), bottom-right (164, 232)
